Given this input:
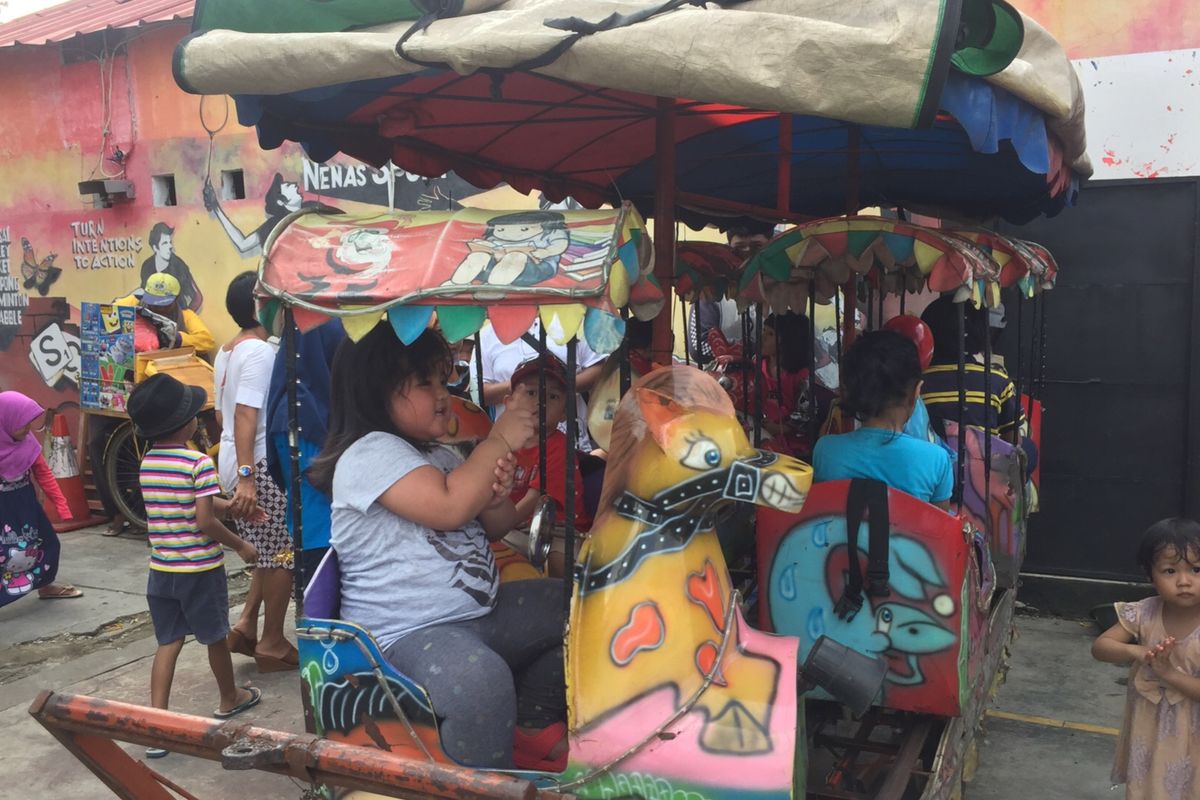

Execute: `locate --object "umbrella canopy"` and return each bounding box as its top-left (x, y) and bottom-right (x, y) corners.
top-left (743, 216), bottom-right (1004, 312)
top-left (175, 0), bottom-right (1089, 225)
top-left (256, 203), bottom-right (660, 353)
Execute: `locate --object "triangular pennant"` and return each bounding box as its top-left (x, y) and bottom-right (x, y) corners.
top-left (291, 305), bottom-right (330, 333)
top-left (608, 256), bottom-right (631, 307)
top-left (582, 306), bottom-right (626, 354)
top-left (436, 305), bottom-right (488, 343)
top-left (540, 304), bottom-right (586, 343)
top-left (881, 231), bottom-right (915, 264)
top-left (846, 229), bottom-right (877, 259)
top-left (340, 309), bottom-right (384, 341)
top-left (913, 238), bottom-right (944, 275)
top-left (387, 305), bottom-right (435, 345)
top-left (487, 305), bottom-right (539, 344)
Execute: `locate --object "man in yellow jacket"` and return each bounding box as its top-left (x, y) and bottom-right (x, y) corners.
top-left (115, 273), bottom-right (215, 355)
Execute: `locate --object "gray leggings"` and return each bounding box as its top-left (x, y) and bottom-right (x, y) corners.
top-left (383, 578), bottom-right (566, 768)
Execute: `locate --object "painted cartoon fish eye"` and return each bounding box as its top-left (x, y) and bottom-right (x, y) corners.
top-left (680, 433), bottom-right (722, 471)
top-left (876, 606), bottom-right (894, 635)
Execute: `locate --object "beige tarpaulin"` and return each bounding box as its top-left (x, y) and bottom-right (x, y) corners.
top-left (175, 0), bottom-right (1089, 176)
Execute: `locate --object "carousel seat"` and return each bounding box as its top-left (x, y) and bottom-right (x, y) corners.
top-left (298, 549), bottom-right (449, 760)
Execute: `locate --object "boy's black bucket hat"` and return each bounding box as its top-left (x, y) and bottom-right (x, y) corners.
top-left (127, 373), bottom-right (207, 440)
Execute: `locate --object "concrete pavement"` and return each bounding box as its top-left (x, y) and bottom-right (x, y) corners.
top-left (0, 525), bottom-right (1131, 799)
top-left (965, 614), bottom-right (1128, 799)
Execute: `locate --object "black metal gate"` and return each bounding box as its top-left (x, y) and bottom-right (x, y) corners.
top-left (1001, 178), bottom-right (1200, 581)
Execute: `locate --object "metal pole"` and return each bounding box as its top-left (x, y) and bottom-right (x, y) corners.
top-left (742, 310), bottom-right (752, 422)
top-left (955, 302), bottom-right (967, 510)
top-left (284, 307), bottom-right (304, 616)
top-left (841, 124), bottom-right (861, 352)
top-left (754, 304), bottom-right (764, 447)
top-left (983, 309), bottom-right (992, 525)
top-left (620, 307), bottom-right (632, 394)
top-left (651, 97), bottom-right (677, 364)
top-left (474, 332), bottom-right (486, 410)
top-left (1014, 294), bottom-right (1026, 429)
top-left (1036, 293), bottom-right (1048, 402)
top-left (538, 325), bottom-right (547, 492)
top-left (564, 339), bottom-right (578, 609)
top-left (808, 280), bottom-right (818, 444)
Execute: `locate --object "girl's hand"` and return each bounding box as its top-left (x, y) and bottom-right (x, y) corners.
top-left (491, 406), bottom-right (536, 452)
top-left (1145, 637), bottom-right (1178, 676)
top-left (493, 452), bottom-right (516, 496)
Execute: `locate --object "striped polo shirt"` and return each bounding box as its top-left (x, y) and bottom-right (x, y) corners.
top-left (921, 362), bottom-right (1025, 436)
top-left (140, 446), bottom-right (224, 573)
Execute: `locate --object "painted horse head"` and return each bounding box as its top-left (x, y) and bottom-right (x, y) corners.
top-left (567, 366), bottom-right (812, 788)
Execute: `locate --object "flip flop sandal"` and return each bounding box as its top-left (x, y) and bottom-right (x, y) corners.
top-left (226, 629), bottom-right (258, 658)
top-left (39, 584), bottom-right (84, 599)
top-left (145, 747), bottom-right (168, 759)
top-left (253, 646), bottom-right (299, 673)
top-left (101, 522), bottom-right (129, 537)
top-left (213, 686), bottom-right (262, 720)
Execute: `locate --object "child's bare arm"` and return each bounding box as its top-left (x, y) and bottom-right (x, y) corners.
top-left (1092, 621), bottom-right (1145, 665)
top-left (378, 409), bottom-right (535, 531)
top-left (1152, 661), bottom-right (1200, 702)
top-left (196, 495), bottom-right (257, 564)
top-left (512, 488), bottom-right (540, 523)
top-left (479, 498), bottom-right (519, 541)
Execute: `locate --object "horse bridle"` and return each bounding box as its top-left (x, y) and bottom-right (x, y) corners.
top-left (578, 451), bottom-right (778, 595)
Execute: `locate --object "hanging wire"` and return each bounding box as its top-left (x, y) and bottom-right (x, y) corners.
top-left (199, 94), bottom-right (231, 194)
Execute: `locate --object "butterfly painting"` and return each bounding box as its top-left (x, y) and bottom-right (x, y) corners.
top-left (20, 238), bottom-right (62, 296)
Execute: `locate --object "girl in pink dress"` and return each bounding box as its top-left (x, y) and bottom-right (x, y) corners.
top-left (1093, 517), bottom-right (1200, 799)
top-left (0, 391), bottom-right (81, 603)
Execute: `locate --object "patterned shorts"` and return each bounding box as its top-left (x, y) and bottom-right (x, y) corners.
top-left (236, 458), bottom-right (293, 571)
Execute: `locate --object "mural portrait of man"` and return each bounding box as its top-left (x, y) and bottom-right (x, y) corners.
top-left (140, 222), bottom-right (203, 312)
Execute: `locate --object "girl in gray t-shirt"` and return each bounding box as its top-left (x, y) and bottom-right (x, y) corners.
top-left (309, 324), bottom-right (570, 771)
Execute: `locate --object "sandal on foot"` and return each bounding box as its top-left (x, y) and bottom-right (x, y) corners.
top-left (38, 584), bottom-right (83, 599)
top-left (101, 522), bottom-right (129, 537)
top-left (145, 747), bottom-right (169, 759)
top-left (213, 686), bottom-right (262, 719)
top-left (226, 629), bottom-right (258, 658)
top-left (253, 646), bottom-right (299, 673)
top-left (513, 722), bottom-right (568, 772)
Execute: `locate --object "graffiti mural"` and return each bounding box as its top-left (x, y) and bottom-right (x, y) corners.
top-left (942, 420), bottom-right (1026, 587)
top-left (758, 482), bottom-right (985, 717)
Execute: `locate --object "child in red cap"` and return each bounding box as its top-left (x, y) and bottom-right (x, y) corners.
top-left (504, 354), bottom-right (591, 575)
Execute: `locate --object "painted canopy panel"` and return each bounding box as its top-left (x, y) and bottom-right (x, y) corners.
top-left (257, 204), bottom-right (658, 350)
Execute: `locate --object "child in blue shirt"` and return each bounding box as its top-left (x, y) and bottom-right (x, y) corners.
top-left (813, 330), bottom-right (954, 508)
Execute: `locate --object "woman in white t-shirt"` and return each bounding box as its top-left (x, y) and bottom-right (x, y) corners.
top-left (213, 271), bottom-right (296, 673)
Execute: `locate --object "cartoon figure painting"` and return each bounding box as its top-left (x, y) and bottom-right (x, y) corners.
top-left (447, 210), bottom-right (569, 288)
top-left (204, 172), bottom-right (307, 258)
top-left (139, 223), bottom-right (203, 312)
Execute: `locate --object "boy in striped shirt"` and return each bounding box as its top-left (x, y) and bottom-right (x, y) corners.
top-left (127, 374), bottom-right (262, 758)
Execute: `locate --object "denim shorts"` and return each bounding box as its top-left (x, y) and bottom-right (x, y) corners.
top-left (146, 567), bottom-right (230, 646)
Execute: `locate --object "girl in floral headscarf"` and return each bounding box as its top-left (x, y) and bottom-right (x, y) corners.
top-left (0, 391), bottom-right (82, 604)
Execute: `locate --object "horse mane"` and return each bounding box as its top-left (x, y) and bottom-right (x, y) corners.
top-left (598, 366), bottom-right (736, 512)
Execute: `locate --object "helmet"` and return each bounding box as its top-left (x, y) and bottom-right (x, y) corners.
top-left (882, 315), bottom-right (934, 371)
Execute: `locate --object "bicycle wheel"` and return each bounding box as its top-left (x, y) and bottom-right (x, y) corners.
top-left (103, 421), bottom-right (149, 530)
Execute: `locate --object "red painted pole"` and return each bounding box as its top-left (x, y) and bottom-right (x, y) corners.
top-left (651, 97), bottom-right (677, 364)
top-left (776, 114), bottom-right (792, 214)
top-left (842, 124), bottom-right (862, 351)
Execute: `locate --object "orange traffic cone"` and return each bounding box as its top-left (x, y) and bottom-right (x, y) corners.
top-left (42, 413), bottom-right (107, 532)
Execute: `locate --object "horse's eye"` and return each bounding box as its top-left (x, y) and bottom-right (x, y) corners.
top-left (681, 436), bottom-right (721, 471)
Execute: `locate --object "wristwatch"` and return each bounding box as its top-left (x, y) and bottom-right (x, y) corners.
top-left (237, 464), bottom-right (254, 478)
